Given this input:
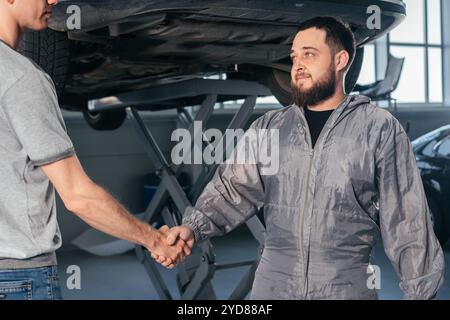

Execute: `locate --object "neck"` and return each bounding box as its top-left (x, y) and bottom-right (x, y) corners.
top-left (306, 87), bottom-right (347, 112)
top-left (0, 13), bottom-right (23, 49)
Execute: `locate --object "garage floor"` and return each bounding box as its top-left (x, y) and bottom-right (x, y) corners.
top-left (57, 230), bottom-right (450, 300)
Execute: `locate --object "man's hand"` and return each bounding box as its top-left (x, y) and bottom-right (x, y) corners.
top-left (149, 225), bottom-right (193, 269)
top-left (151, 225), bottom-right (195, 268)
top-left (167, 225), bottom-right (195, 248)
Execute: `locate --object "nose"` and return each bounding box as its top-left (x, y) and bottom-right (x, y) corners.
top-left (48, 0), bottom-right (58, 5)
top-left (292, 59), bottom-right (305, 73)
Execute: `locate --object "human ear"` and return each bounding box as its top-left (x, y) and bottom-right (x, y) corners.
top-left (335, 50), bottom-right (350, 73)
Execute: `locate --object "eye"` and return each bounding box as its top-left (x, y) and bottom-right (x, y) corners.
top-left (305, 51), bottom-right (315, 58)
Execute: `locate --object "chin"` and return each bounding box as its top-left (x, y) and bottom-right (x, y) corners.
top-left (296, 83), bottom-right (312, 91)
top-left (34, 25), bottom-right (48, 31)
top-left (35, 18), bottom-right (50, 31)
top-left (25, 23), bottom-right (47, 32)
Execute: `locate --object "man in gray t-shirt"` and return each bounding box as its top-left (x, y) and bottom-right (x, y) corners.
top-left (0, 0), bottom-right (190, 300)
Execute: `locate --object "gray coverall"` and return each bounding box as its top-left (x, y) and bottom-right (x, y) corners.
top-left (183, 95), bottom-right (445, 299)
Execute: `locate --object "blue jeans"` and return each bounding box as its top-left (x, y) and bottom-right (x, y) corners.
top-left (0, 266), bottom-right (62, 300)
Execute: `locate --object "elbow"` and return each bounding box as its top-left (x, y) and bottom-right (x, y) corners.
top-left (64, 196), bottom-right (88, 215)
top-left (62, 181), bottom-right (97, 215)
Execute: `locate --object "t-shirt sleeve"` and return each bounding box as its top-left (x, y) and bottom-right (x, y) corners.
top-left (1, 69), bottom-right (75, 166)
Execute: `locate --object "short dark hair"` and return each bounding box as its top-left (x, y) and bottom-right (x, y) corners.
top-left (296, 16), bottom-right (356, 70)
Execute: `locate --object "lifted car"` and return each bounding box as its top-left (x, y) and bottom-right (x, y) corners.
top-left (20, 0), bottom-right (406, 130)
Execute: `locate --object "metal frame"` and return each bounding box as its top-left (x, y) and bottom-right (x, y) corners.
top-left (88, 79), bottom-right (271, 299)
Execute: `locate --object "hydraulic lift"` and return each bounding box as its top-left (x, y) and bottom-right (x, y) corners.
top-left (88, 78), bottom-right (270, 299)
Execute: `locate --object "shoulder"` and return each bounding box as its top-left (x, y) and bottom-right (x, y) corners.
top-left (354, 98), bottom-right (404, 134)
top-left (0, 43), bottom-right (49, 98)
top-left (354, 101), bottom-right (410, 157)
top-left (250, 105), bottom-right (297, 129)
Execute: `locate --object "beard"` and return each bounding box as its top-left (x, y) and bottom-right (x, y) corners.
top-left (291, 63), bottom-right (337, 108)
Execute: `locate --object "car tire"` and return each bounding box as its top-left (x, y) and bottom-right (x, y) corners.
top-left (344, 47), bottom-right (365, 95)
top-left (262, 67), bottom-right (292, 106)
top-left (264, 47), bottom-right (365, 107)
top-left (19, 28), bottom-right (70, 101)
top-left (82, 110), bottom-right (127, 131)
top-left (427, 195), bottom-right (448, 245)
top-left (19, 30), bottom-right (128, 131)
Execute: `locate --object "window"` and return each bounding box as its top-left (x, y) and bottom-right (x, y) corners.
top-left (389, 46), bottom-right (426, 103)
top-left (427, 0), bottom-right (442, 45)
top-left (388, 0), bottom-right (443, 104)
top-left (428, 47), bottom-right (443, 103)
top-left (356, 44), bottom-right (376, 85)
top-left (390, 0), bottom-right (425, 44)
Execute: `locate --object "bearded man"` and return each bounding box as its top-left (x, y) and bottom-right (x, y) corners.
top-left (155, 16), bottom-right (445, 300)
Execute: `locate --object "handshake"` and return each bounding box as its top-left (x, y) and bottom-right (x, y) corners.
top-left (147, 225), bottom-right (196, 269)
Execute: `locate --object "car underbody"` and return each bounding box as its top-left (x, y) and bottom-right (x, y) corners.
top-left (18, 0), bottom-right (405, 129)
top-left (46, 0), bottom-right (405, 105)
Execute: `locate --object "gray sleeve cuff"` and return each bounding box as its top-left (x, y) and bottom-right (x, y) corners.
top-left (32, 147), bottom-right (76, 166)
top-left (182, 206), bottom-right (207, 242)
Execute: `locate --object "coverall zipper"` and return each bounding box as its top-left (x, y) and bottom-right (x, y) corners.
top-left (300, 120), bottom-right (314, 298)
top-left (297, 103), bottom-right (345, 298)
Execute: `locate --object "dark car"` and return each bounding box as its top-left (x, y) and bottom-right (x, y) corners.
top-left (21, 0), bottom-right (406, 130)
top-left (412, 125), bottom-right (450, 245)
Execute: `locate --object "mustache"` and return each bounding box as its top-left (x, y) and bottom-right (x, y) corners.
top-left (294, 72), bottom-right (311, 79)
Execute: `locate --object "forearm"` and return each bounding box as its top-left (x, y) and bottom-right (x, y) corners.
top-left (68, 182), bottom-right (155, 249)
top-left (39, 155), bottom-right (170, 255)
top-left (182, 163), bottom-right (264, 241)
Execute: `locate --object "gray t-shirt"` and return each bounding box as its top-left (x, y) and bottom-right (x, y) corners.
top-left (0, 41), bottom-right (75, 268)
